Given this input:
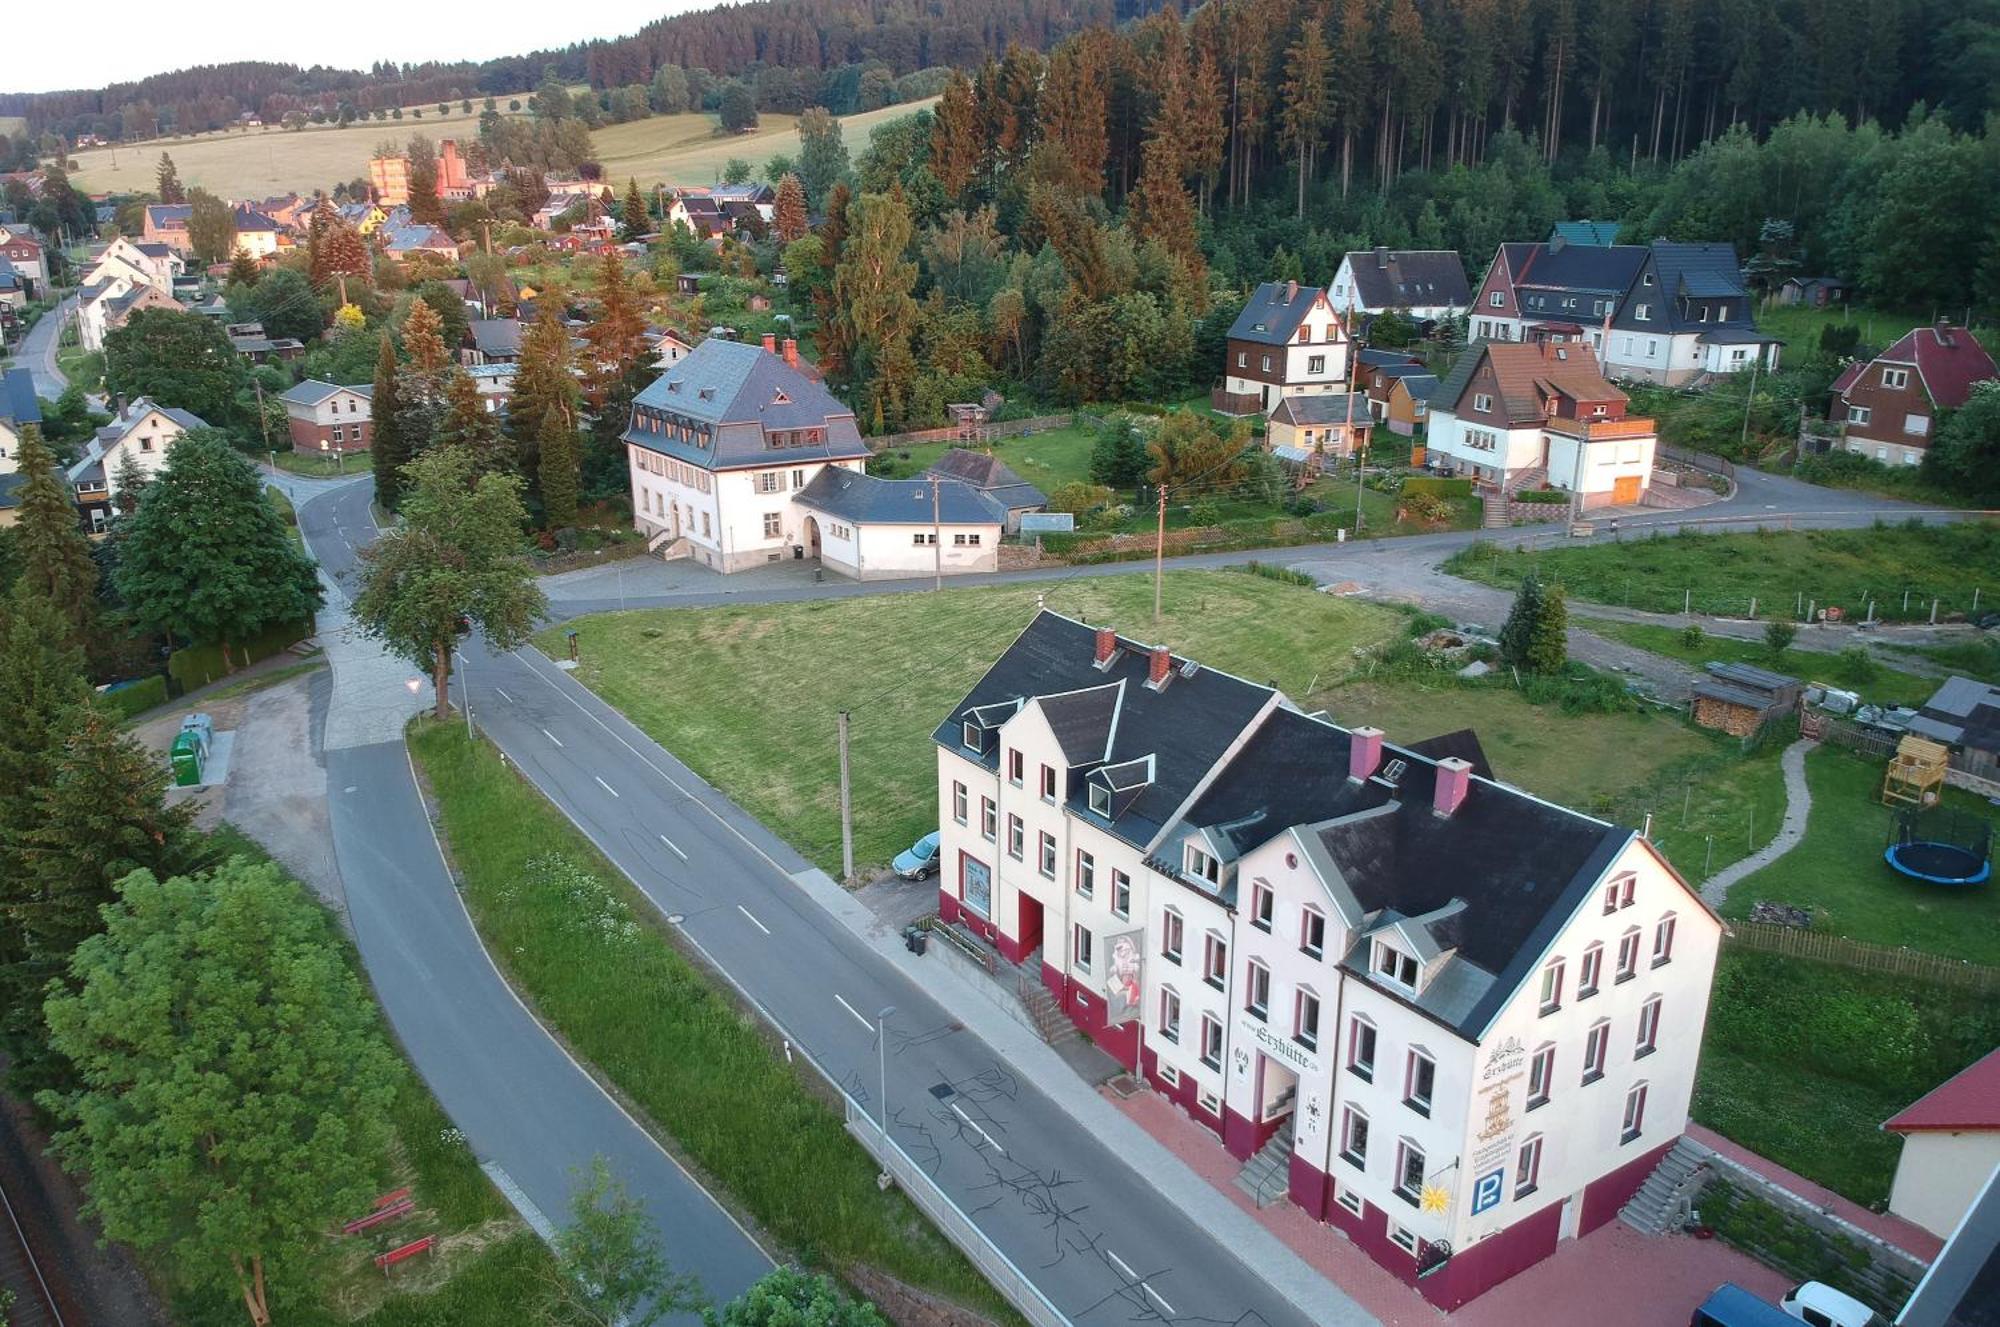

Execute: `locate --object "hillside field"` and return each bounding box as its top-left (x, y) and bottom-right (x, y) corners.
top-left (65, 98), bottom-right (931, 198)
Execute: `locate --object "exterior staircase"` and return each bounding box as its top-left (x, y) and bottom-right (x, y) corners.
top-left (1618, 1136), bottom-right (1711, 1236)
top-left (1233, 1124), bottom-right (1297, 1208)
top-left (1480, 493), bottom-right (1512, 528)
top-left (1502, 465), bottom-right (1548, 497)
top-left (646, 526), bottom-right (689, 560)
top-left (1015, 955), bottom-right (1079, 1049)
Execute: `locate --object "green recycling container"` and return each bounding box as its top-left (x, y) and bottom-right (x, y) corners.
top-left (170, 731), bottom-right (204, 787)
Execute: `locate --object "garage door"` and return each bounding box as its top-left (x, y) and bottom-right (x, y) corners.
top-left (1612, 475), bottom-right (1641, 506)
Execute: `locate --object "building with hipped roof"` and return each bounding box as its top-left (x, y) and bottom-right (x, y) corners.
top-left (920, 447), bottom-right (1047, 533)
top-left (930, 612), bottom-right (1721, 1308)
top-left (278, 379), bottom-right (373, 454)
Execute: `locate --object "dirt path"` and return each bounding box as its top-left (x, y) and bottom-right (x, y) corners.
top-left (1700, 739), bottom-right (1818, 907)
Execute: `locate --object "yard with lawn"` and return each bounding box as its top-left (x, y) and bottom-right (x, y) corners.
top-left (1588, 620), bottom-right (1943, 709)
top-left (1446, 522), bottom-right (2000, 622)
top-left (274, 450), bottom-right (362, 479)
top-left (867, 423), bottom-right (1097, 491)
top-left (406, 722), bottom-right (1011, 1321)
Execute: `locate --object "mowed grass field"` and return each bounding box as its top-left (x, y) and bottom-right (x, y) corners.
top-left (594, 99), bottom-right (933, 188)
top-left (540, 571), bottom-right (1405, 873)
top-left (67, 99), bottom-right (528, 196)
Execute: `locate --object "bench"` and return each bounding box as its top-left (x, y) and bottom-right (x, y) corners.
top-left (375, 1235), bottom-right (434, 1272)
top-left (373, 1187), bottom-right (412, 1210)
top-left (342, 1197), bottom-right (415, 1234)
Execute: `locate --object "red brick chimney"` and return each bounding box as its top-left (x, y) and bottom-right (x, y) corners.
top-left (1148, 645), bottom-right (1173, 687)
top-left (1348, 726), bottom-right (1384, 782)
top-left (1434, 756), bottom-right (1473, 817)
top-left (782, 337), bottom-right (800, 368)
top-left (1094, 626), bottom-right (1117, 665)
top-left (761, 331), bottom-right (777, 354)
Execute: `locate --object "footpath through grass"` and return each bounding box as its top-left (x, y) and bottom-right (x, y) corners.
top-left (543, 570), bottom-right (1405, 873)
top-left (1446, 522), bottom-right (2000, 621)
top-left (1725, 745), bottom-right (2000, 966)
top-left (406, 722), bottom-right (1012, 1319)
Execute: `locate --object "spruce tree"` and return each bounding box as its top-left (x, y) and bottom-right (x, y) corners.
top-left (509, 301), bottom-right (579, 481)
top-left (538, 404), bottom-right (580, 529)
top-left (1528, 580), bottom-right (1569, 674)
top-left (773, 173), bottom-right (808, 244)
top-left (1499, 573), bottom-right (1544, 671)
top-left (581, 252), bottom-right (647, 407)
top-left (370, 334), bottom-right (410, 509)
top-left (12, 426), bottom-right (98, 652)
top-left (225, 250), bottom-right (261, 288)
top-left (621, 178), bottom-right (649, 238)
top-left (436, 369), bottom-right (505, 469)
top-left (113, 452), bottom-right (148, 516)
top-left (155, 152), bottom-right (185, 204)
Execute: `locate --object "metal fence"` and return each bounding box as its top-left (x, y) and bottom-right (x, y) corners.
top-left (1725, 921), bottom-right (2000, 993)
top-left (1658, 444), bottom-right (1737, 479)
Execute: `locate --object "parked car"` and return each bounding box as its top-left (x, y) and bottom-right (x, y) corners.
top-left (1780, 1282), bottom-right (1887, 1327)
top-left (1691, 1284), bottom-right (1799, 1327)
top-left (892, 831), bottom-right (941, 880)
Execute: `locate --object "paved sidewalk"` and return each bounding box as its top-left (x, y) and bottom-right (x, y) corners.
top-left (1701, 739), bottom-right (1816, 907)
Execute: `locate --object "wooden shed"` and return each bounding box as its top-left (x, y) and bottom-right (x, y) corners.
top-left (1691, 661), bottom-right (1803, 737)
top-left (1883, 734), bottom-right (1950, 808)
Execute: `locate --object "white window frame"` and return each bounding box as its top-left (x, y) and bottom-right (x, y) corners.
top-left (1347, 1014), bottom-right (1377, 1081)
top-left (1881, 367), bottom-right (1909, 390)
top-left (1340, 1104), bottom-right (1369, 1167)
top-left (1394, 1139), bottom-right (1427, 1204)
top-left (1583, 1020), bottom-right (1609, 1084)
top-left (1200, 1013), bottom-right (1223, 1070)
top-left (1617, 927), bottom-right (1641, 982)
top-left (1539, 958), bottom-right (1565, 1015)
top-left (952, 781), bottom-right (967, 824)
top-left (1075, 849), bottom-right (1095, 899)
top-left (1245, 960), bottom-right (1271, 1020)
top-left (1489, 291), bottom-right (1504, 308)
top-left (1622, 1082), bottom-right (1649, 1143)
top-left (1088, 783), bottom-right (1111, 818)
top-left (1007, 748), bottom-right (1023, 786)
top-left (980, 797), bottom-right (997, 843)
top-left (1527, 1043), bottom-right (1555, 1110)
top-left (1404, 1048), bottom-right (1435, 1117)
top-left (1579, 942), bottom-right (1603, 997)
top-left (1161, 908), bottom-right (1184, 963)
top-left (1073, 923), bottom-right (1093, 974)
top-left (1295, 987), bottom-right (1320, 1050)
top-left (1159, 987), bottom-right (1181, 1042)
top-left (1636, 995), bottom-right (1662, 1058)
top-left (1110, 869), bottom-right (1130, 919)
top-left (1653, 914), bottom-right (1676, 967)
top-left (1300, 906), bottom-right (1326, 958)
top-left (1250, 881), bottom-right (1274, 932)
top-left (1515, 1134), bottom-right (1543, 1199)
top-left (1472, 392), bottom-right (1493, 412)
top-left (1202, 933), bottom-right (1227, 990)
top-left (1847, 404), bottom-right (1873, 426)
top-left (1006, 814), bottom-right (1024, 861)
top-left (1038, 832), bottom-right (1056, 879)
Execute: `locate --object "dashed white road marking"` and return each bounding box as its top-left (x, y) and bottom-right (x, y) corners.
top-left (493, 687), bottom-right (515, 704)
top-left (658, 833), bottom-right (687, 860)
top-left (737, 904), bottom-right (771, 935)
top-left (594, 776), bottom-right (619, 798)
top-left (1106, 1250), bottom-right (1137, 1280)
top-left (950, 1102), bottom-right (1006, 1154)
top-left (1144, 1284), bottom-right (1177, 1315)
top-left (833, 993), bottom-right (873, 1032)
top-left (541, 727), bottom-right (564, 747)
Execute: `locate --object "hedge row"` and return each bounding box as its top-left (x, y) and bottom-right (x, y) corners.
top-left (1514, 488), bottom-right (1571, 504)
top-left (167, 618), bottom-right (314, 693)
top-left (98, 674), bottom-right (169, 720)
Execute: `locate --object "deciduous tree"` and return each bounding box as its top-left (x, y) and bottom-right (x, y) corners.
top-left (796, 107), bottom-right (850, 211)
top-left (548, 1157), bottom-right (699, 1327)
top-left (186, 188), bottom-right (237, 266)
top-left (39, 858), bottom-right (402, 1327)
top-left (104, 309), bottom-right (245, 425)
top-left (710, 1268), bottom-right (886, 1327)
top-left (354, 447), bottom-right (546, 721)
top-left (833, 192), bottom-right (920, 430)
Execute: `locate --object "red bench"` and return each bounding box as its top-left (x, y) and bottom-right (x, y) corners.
top-left (342, 1198), bottom-right (415, 1234)
top-left (375, 1236), bottom-right (434, 1272)
top-left (373, 1187), bottom-right (412, 1210)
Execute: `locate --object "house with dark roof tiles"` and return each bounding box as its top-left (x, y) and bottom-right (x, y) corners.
top-left (1330, 248), bottom-right (1471, 322)
top-left (1215, 280), bottom-right (1352, 416)
top-left (928, 611), bottom-right (1721, 1309)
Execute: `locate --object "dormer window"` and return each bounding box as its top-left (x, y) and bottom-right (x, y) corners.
top-left (1087, 783), bottom-right (1110, 818)
top-left (1373, 942), bottom-right (1418, 991)
top-left (962, 721), bottom-right (982, 751)
top-left (1185, 843), bottom-right (1220, 885)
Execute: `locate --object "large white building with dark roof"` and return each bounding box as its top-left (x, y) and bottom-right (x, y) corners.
top-left (930, 613), bottom-right (1721, 1309)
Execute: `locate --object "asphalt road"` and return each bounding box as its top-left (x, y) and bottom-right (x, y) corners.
top-left (298, 482), bottom-right (772, 1315)
top-left (16, 296), bottom-right (72, 401)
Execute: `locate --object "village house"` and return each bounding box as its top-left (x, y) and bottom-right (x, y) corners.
top-left (141, 203), bottom-right (194, 252)
top-left (0, 259), bottom-right (25, 313)
top-left (921, 448), bottom-right (1048, 534)
top-left (648, 325), bottom-right (695, 370)
top-left (77, 276), bottom-right (184, 352)
top-left (277, 379), bottom-right (372, 454)
top-left (1214, 280), bottom-right (1352, 416)
top-left (1885, 1048), bottom-right (2000, 1241)
top-left (0, 367), bottom-right (40, 526)
top-left (1265, 392), bottom-right (1374, 459)
top-left (0, 227), bottom-right (47, 296)
top-left (83, 236), bottom-right (183, 295)
top-left (226, 321), bottom-right (305, 364)
top-left (1329, 248), bottom-right (1471, 325)
top-left (1472, 237), bottom-right (1645, 351)
top-left (930, 613), bottom-right (1722, 1309)
top-left (378, 219), bottom-right (461, 262)
top-left (464, 318), bottom-right (523, 365)
top-left (1830, 321), bottom-right (1997, 468)
top-left (226, 206), bottom-right (286, 261)
top-left (336, 201), bottom-right (389, 234)
top-left (791, 467), bottom-right (1005, 579)
top-left (67, 397), bottom-right (207, 531)
top-left (1424, 341), bottom-right (1658, 506)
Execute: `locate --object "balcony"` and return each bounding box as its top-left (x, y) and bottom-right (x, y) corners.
top-left (1545, 414), bottom-right (1657, 443)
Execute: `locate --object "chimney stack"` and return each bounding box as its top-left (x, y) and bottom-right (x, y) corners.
top-left (1348, 726), bottom-right (1384, 782)
top-left (760, 331), bottom-right (777, 354)
top-left (1935, 318), bottom-right (1956, 348)
top-left (1148, 644), bottom-right (1173, 687)
top-left (1285, 279), bottom-right (1299, 304)
top-left (1434, 757), bottom-right (1473, 817)
top-left (1094, 626), bottom-right (1117, 665)
top-left (1375, 245), bottom-right (1389, 270)
top-left (782, 337), bottom-right (799, 368)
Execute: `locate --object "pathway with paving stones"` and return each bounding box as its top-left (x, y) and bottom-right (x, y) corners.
top-left (1700, 738), bottom-right (1818, 907)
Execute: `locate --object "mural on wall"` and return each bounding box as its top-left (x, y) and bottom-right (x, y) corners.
top-left (1102, 928), bottom-right (1144, 1024)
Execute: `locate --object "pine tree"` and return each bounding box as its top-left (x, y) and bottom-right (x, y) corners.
top-left (1041, 32), bottom-right (1110, 194)
top-left (621, 177), bottom-right (649, 238)
top-left (11, 426), bottom-right (98, 652)
top-left (370, 334), bottom-right (411, 509)
top-left (155, 152), bottom-right (185, 204)
top-left (1130, 132), bottom-right (1204, 287)
top-left (1500, 573), bottom-right (1569, 673)
top-left (226, 249), bottom-right (261, 288)
top-left (773, 173), bottom-right (809, 244)
top-left (1281, 20), bottom-right (1332, 217)
top-left (811, 182), bottom-right (855, 381)
top-left (581, 252), bottom-right (647, 408)
top-left (113, 453), bottom-right (147, 517)
top-left (510, 300), bottom-right (580, 481)
top-left (930, 72), bottom-right (984, 200)
top-left (537, 405), bottom-right (580, 529)
top-left (436, 370), bottom-right (505, 468)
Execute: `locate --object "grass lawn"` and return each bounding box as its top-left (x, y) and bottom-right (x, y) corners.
top-left (1589, 621), bottom-right (1942, 708)
top-left (405, 722), bottom-right (1011, 1320)
top-left (1693, 948), bottom-right (2000, 1207)
top-left (1754, 302), bottom-right (1934, 359)
top-left (1446, 522), bottom-right (2000, 622)
top-left (166, 828), bottom-right (560, 1326)
top-left (592, 101), bottom-right (934, 189)
top-left (867, 423), bottom-right (1097, 491)
top-left (544, 571), bottom-right (1404, 872)
top-left (1881, 635), bottom-right (2000, 686)
top-left (1723, 745), bottom-right (2000, 965)
top-left (275, 450), bottom-right (361, 479)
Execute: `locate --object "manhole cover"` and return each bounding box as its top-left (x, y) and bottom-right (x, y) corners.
top-left (928, 1082), bottom-right (957, 1101)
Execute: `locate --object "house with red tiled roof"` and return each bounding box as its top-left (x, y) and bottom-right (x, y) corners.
top-left (1831, 320), bottom-right (1998, 468)
top-left (1886, 1046), bottom-right (2000, 1239)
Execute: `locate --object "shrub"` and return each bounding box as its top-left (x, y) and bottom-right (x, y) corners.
top-left (1682, 623), bottom-right (1706, 649)
top-left (1513, 487), bottom-right (1570, 504)
top-left (167, 618), bottom-right (314, 692)
top-left (1838, 645), bottom-right (1878, 683)
top-left (1764, 619), bottom-right (1798, 659)
top-left (1239, 561), bottom-right (1316, 588)
top-left (1047, 481), bottom-right (1115, 515)
top-left (99, 674), bottom-right (168, 719)
top-left (1400, 492), bottom-right (1452, 524)
top-left (1187, 498), bottom-right (1222, 526)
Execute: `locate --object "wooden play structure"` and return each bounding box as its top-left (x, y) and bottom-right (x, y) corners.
top-left (1882, 734), bottom-right (1950, 808)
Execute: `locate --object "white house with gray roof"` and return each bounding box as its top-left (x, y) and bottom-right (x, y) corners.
top-left (67, 397), bottom-right (207, 531)
top-left (624, 336), bottom-right (1000, 577)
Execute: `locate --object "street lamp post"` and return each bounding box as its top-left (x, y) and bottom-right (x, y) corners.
top-left (455, 648), bottom-right (472, 740)
top-left (875, 1005), bottom-right (897, 1138)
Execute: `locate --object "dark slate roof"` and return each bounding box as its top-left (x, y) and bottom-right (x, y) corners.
top-left (1896, 1165), bottom-right (2000, 1327)
top-left (1038, 682), bottom-right (1123, 765)
top-left (793, 467), bottom-right (1004, 527)
top-left (625, 337), bottom-right (867, 471)
top-left (1406, 728), bottom-right (1494, 780)
top-left (1343, 250), bottom-right (1470, 310)
top-left (934, 613), bottom-right (1279, 853)
top-left (0, 366), bottom-right (41, 426)
top-left (145, 204), bottom-right (193, 225)
top-left (1398, 373), bottom-right (1439, 402)
top-left (922, 449), bottom-right (1048, 507)
top-left (1170, 705), bottom-right (1626, 1037)
top-left (1357, 348), bottom-right (1425, 369)
top-left (1550, 220), bottom-right (1623, 247)
top-left (1271, 393), bottom-right (1373, 426)
top-left (1614, 241), bottom-right (1755, 335)
top-left (1227, 281), bottom-right (1327, 346)
top-left (1703, 661), bottom-right (1797, 693)
top-left (1502, 241), bottom-right (1649, 308)
top-left (0, 471), bottom-right (25, 510)
top-left (468, 318), bottom-right (523, 357)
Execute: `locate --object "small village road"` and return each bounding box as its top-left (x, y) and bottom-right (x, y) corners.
top-left (17, 296), bottom-right (72, 401)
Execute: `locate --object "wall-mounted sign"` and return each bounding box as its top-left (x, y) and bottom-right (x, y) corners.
top-left (1102, 928), bottom-right (1143, 1024)
top-left (1250, 1022), bottom-right (1316, 1074)
top-left (1471, 1168), bottom-right (1505, 1215)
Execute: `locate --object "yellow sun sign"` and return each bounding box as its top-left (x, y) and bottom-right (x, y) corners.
top-left (1420, 1185), bottom-right (1452, 1215)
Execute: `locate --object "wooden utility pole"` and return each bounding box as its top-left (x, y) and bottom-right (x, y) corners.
top-left (837, 710), bottom-right (855, 885)
top-left (254, 377), bottom-right (271, 452)
top-left (1153, 483), bottom-right (1168, 624)
top-left (931, 475), bottom-right (942, 591)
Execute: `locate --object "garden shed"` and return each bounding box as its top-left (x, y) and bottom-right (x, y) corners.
top-left (1690, 661), bottom-right (1802, 737)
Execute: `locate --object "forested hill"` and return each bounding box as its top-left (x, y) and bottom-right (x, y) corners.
top-left (0, 0), bottom-right (1158, 143)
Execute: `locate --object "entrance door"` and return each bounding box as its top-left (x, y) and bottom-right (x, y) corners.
top-left (1612, 474), bottom-right (1642, 505)
top-left (1016, 891), bottom-right (1044, 960)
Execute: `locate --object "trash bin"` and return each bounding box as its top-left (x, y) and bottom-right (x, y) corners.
top-left (179, 712), bottom-right (214, 759)
top-left (170, 730), bottom-right (204, 787)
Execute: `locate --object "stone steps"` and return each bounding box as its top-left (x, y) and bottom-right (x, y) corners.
top-left (1015, 958), bottom-right (1079, 1048)
top-left (1618, 1136), bottom-right (1710, 1236)
top-left (1232, 1126), bottom-right (1297, 1209)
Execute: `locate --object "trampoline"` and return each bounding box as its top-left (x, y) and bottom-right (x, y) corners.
top-left (1884, 811), bottom-right (1992, 887)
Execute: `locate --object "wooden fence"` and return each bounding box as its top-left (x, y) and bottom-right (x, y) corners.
top-left (1725, 920), bottom-right (2000, 992)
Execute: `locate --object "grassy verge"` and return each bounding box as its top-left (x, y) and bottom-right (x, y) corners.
top-left (1587, 620), bottom-right (1940, 708)
top-left (55, 347), bottom-right (104, 391)
top-left (1724, 745), bottom-right (2000, 964)
top-left (1881, 635), bottom-right (2000, 686)
top-left (542, 571), bottom-right (1404, 872)
top-left (275, 451), bottom-right (361, 478)
top-left (1694, 948), bottom-right (2000, 1207)
top-left (406, 722), bottom-right (1013, 1319)
top-left (169, 827), bottom-right (560, 1325)
top-left (1445, 523), bottom-right (2000, 621)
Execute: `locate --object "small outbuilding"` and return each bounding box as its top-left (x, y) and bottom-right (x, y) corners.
top-left (1690, 661), bottom-right (1802, 737)
top-left (1885, 1048), bottom-right (2000, 1241)
top-left (920, 448), bottom-right (1047, 533)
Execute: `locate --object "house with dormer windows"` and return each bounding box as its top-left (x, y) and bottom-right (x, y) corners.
top-left (1214, 280), bottom-right (1352, 416)
top-left (931, 612), bottom-right (1721, 1308)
